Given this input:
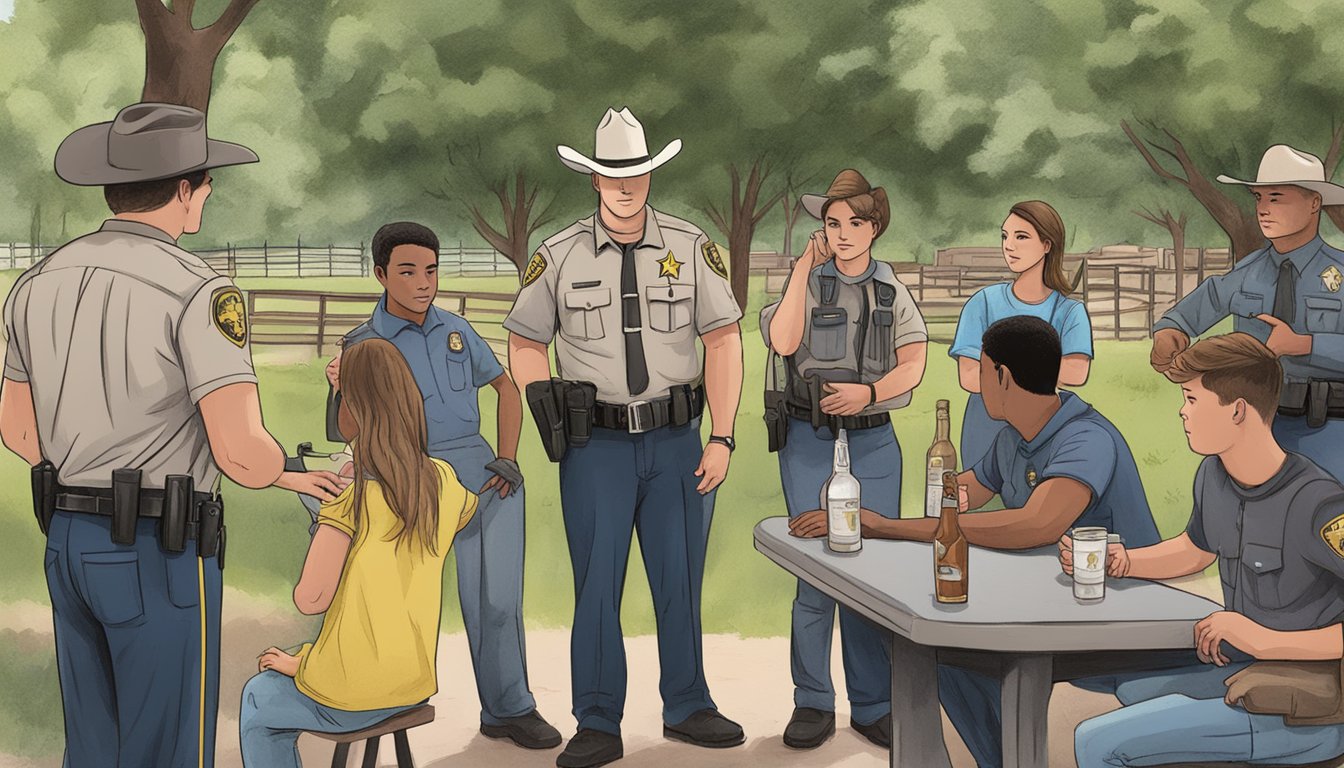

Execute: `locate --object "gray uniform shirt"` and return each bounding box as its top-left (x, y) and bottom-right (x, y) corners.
top-left (503, 206), bottom-right (743, 404)
top-left (759, 259), bottom-right (927, 413)
top-left (1186, 452), bottom-right (1344, 631)
top-left (2, 220), bottom-right (258, 489)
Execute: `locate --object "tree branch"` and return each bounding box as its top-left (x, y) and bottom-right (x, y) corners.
top-left (752, 190), bottom-right (786, 225)
top-left (1121, 120), bottom-right (1188, 187)
top-left (204, 0), bottom-right (262, 48)
top-left (1133, 208), bottom-right (1166, 228)
top-left (173, 0), bottom-right (197, 25)
top-left (1325, 119), bottom-right (1344, 178)
top-left (467, 204), bottom-right (512, 256)
top-left (700, 202), bottom-right (731, 239)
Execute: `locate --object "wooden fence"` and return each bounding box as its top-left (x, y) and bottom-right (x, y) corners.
top-left (246, 289), bottom-right (516, 356)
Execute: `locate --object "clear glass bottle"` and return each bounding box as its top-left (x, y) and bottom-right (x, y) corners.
top-left (825, 428), bottom-right (862, 553)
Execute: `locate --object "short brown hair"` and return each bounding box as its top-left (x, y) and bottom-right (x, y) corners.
top-left (104, 171), bottom-right (208, 214)
top-left (1163, 333), bottom-right (1282, 422)
top-left (1008, 200), bottom-right (1071, 295)
top-left (820, 169), bottom-right (890, 239)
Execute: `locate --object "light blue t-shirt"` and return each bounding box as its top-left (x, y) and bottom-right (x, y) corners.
top-left (949, 283), bottom-right (1093, 360)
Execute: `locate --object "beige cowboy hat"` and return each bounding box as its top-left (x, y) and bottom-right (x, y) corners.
top-left (557, 107), bottom-right (681, 178)
top-left (1216, 144), bottom-right (1344, 205)
top-left (54, 102), bottom-right (259, 186)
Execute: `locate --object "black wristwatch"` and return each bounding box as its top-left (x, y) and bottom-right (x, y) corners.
top-left (708, 435), bottom-right (736, 452)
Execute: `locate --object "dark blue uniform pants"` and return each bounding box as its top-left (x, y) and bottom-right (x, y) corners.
top-left (559, 418), bottom-right (716, 735)
top-left (44, 511), bottom-right (222, 768)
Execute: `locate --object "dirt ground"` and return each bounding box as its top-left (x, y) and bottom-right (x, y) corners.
top-left (1, 574), bottom-right (1255, 768)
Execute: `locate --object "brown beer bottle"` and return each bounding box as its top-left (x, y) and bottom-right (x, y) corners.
top-left (934, 470), bottom-right (969, 603)
top-left (925, 399), bottom-right (958, 517)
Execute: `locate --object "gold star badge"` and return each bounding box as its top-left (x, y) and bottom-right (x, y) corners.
top-left (1322, 265), bottom-right (1342, 293)
top-left (657, 251), bottom-right (683, 279)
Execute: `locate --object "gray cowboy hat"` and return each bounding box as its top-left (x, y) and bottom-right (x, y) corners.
top-left (54, 102), bottom-right (259, 186)
top-left (557, 107), bottom-right (681, 179)
top-left (1216, 144), bottom-right (1344, 205)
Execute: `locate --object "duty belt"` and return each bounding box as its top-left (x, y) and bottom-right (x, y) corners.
top-left (1278, 379), bottom-right (1344, 428)
top-left (593, 385), bottom-right (705, 434)
top-left (56, 485), bottom-right (214, 521)
top-left (784, 401), bottom-right (891, 431)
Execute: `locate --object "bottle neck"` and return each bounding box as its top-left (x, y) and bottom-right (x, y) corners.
top-left (935, 413), bottom-right (950, 442)
top-left (833, 440), bottom-right (851, 471)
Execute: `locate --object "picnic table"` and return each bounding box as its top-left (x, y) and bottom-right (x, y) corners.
top-left (753, 517), bottom-right (1223, 768)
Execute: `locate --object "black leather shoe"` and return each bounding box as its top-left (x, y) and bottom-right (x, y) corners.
top-left (480, 709), bottom-right (563, 749)
top-left (663, 709), bottom-right (746, 748)
top-left (556, 729), bottom-right (623, 768)
top-left (850, 715), bottom-right (892, 749)
top-left (783, 706), bottom-right (835, 749)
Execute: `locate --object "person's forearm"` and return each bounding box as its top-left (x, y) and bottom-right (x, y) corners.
top-left (1058, 355), bottom-right (1091, 387)
top-left (494, 374), bottom-right (522, 461)
top-left (1248, 624), bottom-right (1344, 661)
top-left (957, 356), bottom-right (981, 394)
top-left (1126, 535), bottom-right (1215, 580)
top-left (704, 324), bottom-right (742, 437)
top-left (866, 505), bottom-right (1065, 548)
top-left (873, 342), bottom-right (926, 402)
top-left (507, 334), bottom-right (553, 393)
top-left (219, 432), bottom-right (286, 489)
top-left (769, 264), bottom-right (812, 356)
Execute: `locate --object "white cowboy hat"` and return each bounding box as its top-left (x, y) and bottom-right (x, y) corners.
top-left (1216, 144), bottom-right (1344, 205)
top-left (557, 107), bottom-right (681, 178)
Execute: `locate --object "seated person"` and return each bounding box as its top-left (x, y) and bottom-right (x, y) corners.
top-left (1069, 333), bottom-right (1344, 767)
top-left (238, 338), bottom-right (478, 768)
top-left (790, 314), bottom-right (1162, 766)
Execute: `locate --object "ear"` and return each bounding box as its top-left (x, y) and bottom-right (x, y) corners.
top-left (373, 265), bottom-right (387, 283)
top-left (178, 179), bottom-right (194, 204)
top-left (1231, 398), bottom-right (1248, 426)
top-left (591, 173), bottom-right (600, 193)
top-left (1312, 191), bottom-right (1323, 214)
top-left (1040, 239), bottom-right (1052, 254)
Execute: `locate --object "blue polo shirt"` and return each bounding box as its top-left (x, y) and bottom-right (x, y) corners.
top-left (349, 295), bottom-right (504, 452)
top-left (971, 391), bottom-right (1161, 546)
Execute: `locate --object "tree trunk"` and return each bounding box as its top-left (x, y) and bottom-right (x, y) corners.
top-left (782, 196), bottom-right (806, 258)
top-left (459, 171), bottom-right (556, 278)
top-left (700, 159), bottom-right (784, 310)
top-left (1171, 220), bottom-right (1186, 299)
top-left (134, 0), bottom-right (263, 113)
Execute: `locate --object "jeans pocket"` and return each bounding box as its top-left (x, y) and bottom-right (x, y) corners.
top-left (164, 549), bottom-right (201, 609)
top-left (82, 552), bottom-right (145, 626)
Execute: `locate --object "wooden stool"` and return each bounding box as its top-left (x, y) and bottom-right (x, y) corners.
top-left (310, 704), bottom-right (435, 768)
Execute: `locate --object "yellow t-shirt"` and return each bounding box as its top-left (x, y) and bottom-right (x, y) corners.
top-left (294, 457), bottom-right (477, 711)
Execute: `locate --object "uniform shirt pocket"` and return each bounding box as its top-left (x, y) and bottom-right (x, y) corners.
top-left (646, 284), bottom-right (695, 333)
top-left (1304, 296), bottom-right (1343, 334)
top-left (81, 552), bottom-right (145, 626)
top-left (446, 354), bottom-right (469, 392)
top-left (867, 309), bottom-right (895, 368)
top-left (1240, 543), bottom-right (1286, 609)
top-left (561, 287), bottom-right (611, 341)
top-left (808, 308), bottom-right (848, 361)
top-left (1230, 291), bottom-right (1265, 319)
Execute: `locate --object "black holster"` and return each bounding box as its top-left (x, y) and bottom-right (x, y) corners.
top-left (763, 390), bottom-right (789, 453)
top-left (526, 378), bottom-right (570, 462)
top-left (31, 461), bottom-right (57, 536)
top-left (110, 469), bottom-right (142, 546)
top-left (1278, 379), bottom-right (1344, 428)
top-left (161, 475), bottom-right (192, 553)
top-left (198, 496), bottom-right (224, 566)
top-left (668, 384), bottom-right (694, 427)
top-left (326, 386), bottom-right (345, 443)
top-left (564, 381), bottom-right (597, 448)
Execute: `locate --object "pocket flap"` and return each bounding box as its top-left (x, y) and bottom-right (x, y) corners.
top-left (1242, 543), bottom-right (1283, 573)
top-left (1231, 291), bottom-right (1265, 316)
top-left (646, 284), bottom-right (695, 304)
top-left (873, 309), bottom-right (894, 327)
top-left (564, 287), bottom-right (612, 310)
top-left (1305, 296), bottom-right (1342, 311)
top-left (811, 308), bottom-right (847, 327)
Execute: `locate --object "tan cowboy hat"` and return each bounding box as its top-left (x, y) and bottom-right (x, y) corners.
top-left (557, 107), bottom-right (681, 178)
top-left (54, 102), bottom-right (259, 186)
top-left (1216, 144), bottom-right (1344, 205)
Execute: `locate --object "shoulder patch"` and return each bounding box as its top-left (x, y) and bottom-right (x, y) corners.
top-left (701, 241), bottom-right (729, 280)
top-left (211, 286), bottom-right (247, 348)
top-left (522, 251), bottom-right (548, 288)
top-left (1322, 513), bottom-right (1344, 559)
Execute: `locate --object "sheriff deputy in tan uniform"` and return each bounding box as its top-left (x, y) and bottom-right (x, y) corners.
top-left (504, 107), bottom-right (745, 768)
top-left (0, 103), bottom-right (344, 768)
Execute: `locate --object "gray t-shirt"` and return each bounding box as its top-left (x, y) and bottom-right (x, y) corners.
top-left (2, 220), bottom-right (258, 489)
top-left (1186, 452), bottom-right (1344, 631)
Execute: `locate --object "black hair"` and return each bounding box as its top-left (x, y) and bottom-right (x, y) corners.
top-left (372, 221), bottom-right (440, 272)
top-left (104, 171), bottom-right (209, 214)
top-left (981, 316), bottom-right (1061, 396)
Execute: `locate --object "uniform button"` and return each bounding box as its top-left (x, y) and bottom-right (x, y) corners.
top-left (1254, 561), bottom-right (1263, 568)
top-left (585, 302), bottom-right (593, 309)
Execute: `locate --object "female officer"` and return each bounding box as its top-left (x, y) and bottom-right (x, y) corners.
top-left (760, 169), bottom-right (928, 751)
top-left (951, 200), bottom-right (1093, 471)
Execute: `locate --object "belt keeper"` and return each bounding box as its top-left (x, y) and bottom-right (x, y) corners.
top-left (110, 469), bottom-right (142, 546)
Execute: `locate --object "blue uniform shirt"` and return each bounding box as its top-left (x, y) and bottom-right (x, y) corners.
top-left (950, 283), bottom-right (1093, 361)
top-left (1154, 235), bottom-right (1344, 381)
top-left (348, 296), bottom-right (504, 452)
top-left (971, 391), bottom-right (1161, 547)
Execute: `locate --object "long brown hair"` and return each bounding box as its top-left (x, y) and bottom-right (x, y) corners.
top-left (821, 169), bottom-right (891, 238)
top-left (340, 339), bottom-right (442, 554)
top-left (1008, 200), bottom-right (1071, 295)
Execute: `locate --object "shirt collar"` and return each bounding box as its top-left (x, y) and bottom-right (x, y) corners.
top-left (1268, 235), bottom-right (1325, 272)
top-left (372, 294), bottom-right (444, 337)
top-left (593, 205), bottom-right (665, 254)
top-left (100, 219), bottom-right (178, 245)
top-left (1017, 390), bottom-right (1091, 455)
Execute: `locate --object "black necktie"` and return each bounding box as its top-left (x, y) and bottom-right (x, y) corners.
top-left (1272, 258), bottom-right (1296, 325)
top-left (620, 242), bottom-right (649, 395)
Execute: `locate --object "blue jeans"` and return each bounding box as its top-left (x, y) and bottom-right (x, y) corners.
top-left (778, 417), bottom-right (900, 726)
top-left (238, 671), bottom-right (421, 767)
top-left (1075, 660), bottom-right (1344, 766)
top-left (1273, 414), bottom-right (1344, 483)
top-left (432, 435), bottom-right (537, 726)
top-left (558, 418), bottom-right (717, 735)
top-left (44, 510), bottom-right (223, 768)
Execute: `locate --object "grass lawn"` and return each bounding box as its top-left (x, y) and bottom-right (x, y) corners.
top-left (0, 268), bottom-right (1227, 758)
